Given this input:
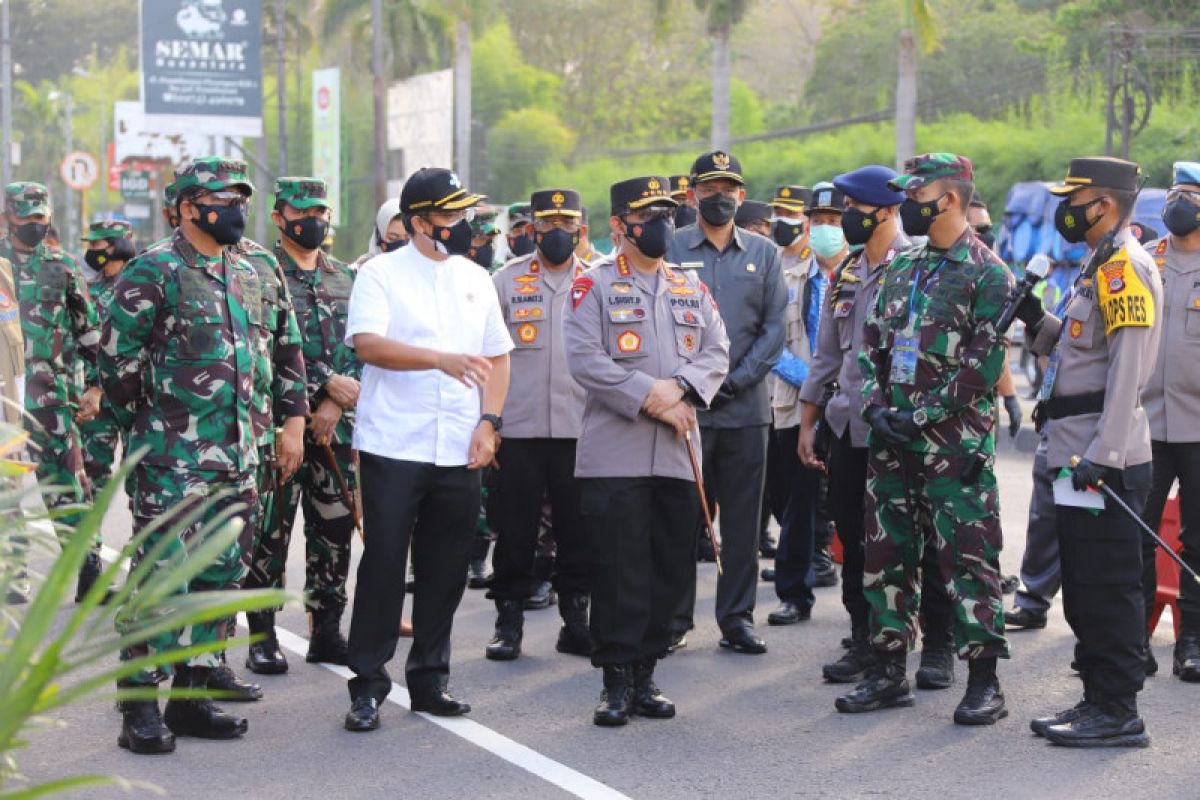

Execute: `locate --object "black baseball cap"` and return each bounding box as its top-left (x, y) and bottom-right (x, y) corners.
top-left (399, 167), bottom-right (485, 214)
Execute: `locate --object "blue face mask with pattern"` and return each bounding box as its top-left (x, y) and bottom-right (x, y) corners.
top-left (809, 224), bottom-right (846, 258)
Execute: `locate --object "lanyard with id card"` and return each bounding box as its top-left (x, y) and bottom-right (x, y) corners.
top-left (889, 257), bottom-right (946, 387)
top-left (1036, 286), bottom-right (1079, 401)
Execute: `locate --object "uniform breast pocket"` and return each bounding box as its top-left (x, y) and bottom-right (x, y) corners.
top-left (1063, 295), bottom-right (1099, 350)
top-left (1185, 292), bottom-right (1200, 339)
top-left (175, 314), bottom-right (226, 361)
top-left (510, 320), bottom-right (544, 349)
top-left (835, 303), bottom-right (854, 351)
top-left (672, 306), bottom-right (704, 359)
top-left (607, 312), bottom-right (647, 360)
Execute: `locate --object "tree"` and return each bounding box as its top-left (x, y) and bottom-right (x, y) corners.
top-left (895, 0), bottom-right (940, 168)
top-left (693, 0), bottom-right (752, 150)
top-left (486, 107), bottom-right (574, 200)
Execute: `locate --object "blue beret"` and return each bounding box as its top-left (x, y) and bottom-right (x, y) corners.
top-left (833, 165), bottom-right (906, 207)
top-left (1173, 161), bottom-right (1200, 187)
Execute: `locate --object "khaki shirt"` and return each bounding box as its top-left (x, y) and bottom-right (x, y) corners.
top-left (798, 235), bottom-right (907, 447)
top-left (492, 252), bottom-right (588, 439)
top-left (1143, 237), bottom-right (1200, 443)
top-left (1030, 230), bottom-right (1163, 469)
top-left (0, 257), bottom-right (23, 424)
top-left (770, 251), bottom-right (818, 430)
top-left (563, 253), bottom-right (730, 480)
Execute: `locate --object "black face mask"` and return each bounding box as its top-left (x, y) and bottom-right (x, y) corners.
top-left (771, 218), bottom-right (805, 247)
top-left (382, 238), bottom-right (407, 253)
top-left (429, 217), bottom-right (474, 256)
top-left (281, 216), bottom-right (329, 251)
top-left (974, 225), bottom-right (996, 250)
top-left (509, 233), bottom-right (536, 257)
top-left (1163, 197), bottom-right (1200, 237)
top-left (13, 221), bottom-right (49, 248)
top-left (468, 241), bottom-right (494, 269)
top-left (899, 194), bottom-right (945, 237)
top-left (1054, 197), bottom-right (1101, 244)
top-left (841, 208), bottom-right (881, 247)
top-left (698, 194), bottom-right (738, 227)
top-left (674, 205), bottom-right (698, 228)
top-left (623, 215), bottom-right (674, 259)
top-left (192, 203), bottom-right (247, 246)
top-left (536, 228), bottom-right (578, 266)
top-left (84, 248), bottom-right (112, 271)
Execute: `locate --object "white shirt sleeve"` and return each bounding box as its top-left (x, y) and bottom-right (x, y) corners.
top-left (345, 259), bottom-right (390, 345)
top-left (479, 271), bottom-right (514, 358)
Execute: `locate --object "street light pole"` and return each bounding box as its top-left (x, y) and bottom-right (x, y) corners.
top-left (62, 94), bottom-right (74, 243)
top-left (276, 0), bottom-right (286, 176)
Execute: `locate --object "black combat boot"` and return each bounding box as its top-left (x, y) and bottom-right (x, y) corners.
top-left (525, 580), bottom-right (557, 610)
top-left (593, 665), bottom-right (634, 727)
top-left (207, 660), bottom-right (263, 702)
top-left (485, 599), bottom-right (524, 660)
top-left (823, 625), bottom-right (876, 683)
top-left (1003, 606), bottom-right (1047, 630)
top-left (245, 611), bottom-right (288, 674)
top-left (1030, 689), bottom-right (1096, 737)
top-left (1044, 694), bottom-right (1150, 748)
top-left (307, 607), bottom-right (350, 665)
top-left (75, 549), bottom-right (110, 603)
top-left (556, 594), bottom-right (593, 656)
top-left (118, 699), bottom-right (176, 755)
top-left (953, 657), bottom-right (1007, 725)
top-left (1173, 632), bottom-right (1200, 682)
top-left (632, 658), bottom-right (675, 719)
top-left (163, 666), bottom-right (249, 739)
top-left (812, 547), bottom-right (838, 588)
top-left (916, 630), bottom-right (955, 690)
top-left (834, 651), bottom-right (914, 713)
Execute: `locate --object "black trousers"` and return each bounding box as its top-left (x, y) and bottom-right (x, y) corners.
top-left (346, 453), bottom-right (479, 703)
top-left (582, 477), bottom-right (699, 666)
top-left (761, 423), bottom-right (788, 541)
top-left (1141, 440), bottom-right (1200, 633)
top-left (773, 426), bottom-right (818, 609)
top-left (490, 437), bottom-right (587, 600)
top-left (828, 430), bottom-right (870, 630)
top-left (1059, 462), bottom-right (1151, 698)
top-left (675, 425), bottom-right (768, 635)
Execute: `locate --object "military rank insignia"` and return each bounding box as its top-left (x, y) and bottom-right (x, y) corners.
top-left (518, 323), bottom-right (538, 344)
top-left (682, 333), bottom-right (696, 352)
top-left (1068, 319), bottom-right (1084, 339)
top-left (616, 330), bottom-right (641, 353)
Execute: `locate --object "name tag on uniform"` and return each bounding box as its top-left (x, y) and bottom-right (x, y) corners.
top-left (679, 261), bottom-right (704, 270)
top-left (746, 263), bottom-right (757, 273)
top-left (890, 335), bottom-right (919, 386)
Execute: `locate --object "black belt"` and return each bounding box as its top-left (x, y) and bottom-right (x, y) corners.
top-left (1041, 391), bottom-right (1106, 420)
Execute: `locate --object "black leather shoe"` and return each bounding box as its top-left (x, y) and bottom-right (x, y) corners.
top-left (824, 629), bottom-right (875, 683)
top-left (1030, 700), bottom-right (1093, 737)
top-left (307, 608), bottom-right (350, 665)
top-left (467, 558), bottom-right (491, 589)
top-left (524, 581), bottom-right (557, 610)
top-left (760, 568), bottom-right (776, 582)
top-left (1173, 634), bottom-right (1200, 681)
top-left (594, 665), bottom-right (633, 727)
top-left (118, 699), bottom-right (176, 754)
top-left (759, 537), bottom-right (778, 559)
top-left (719, 626), bottom-right (767, 655)
top-left (1044, 700), bottom-right (1149, 748)
top-left (246, 612), bottom-right (288, 675)
top-left (664, 632), bottom-right (687, 655)
top-left (1003, 607), bottom-right (1047, 630)
top-left (767, 602), bottom-right (810, 626)
top-left (835, 656), bottom-right (914, 713)
top-left (632, 659), bottom-right (675, 719)
top-left (410, 690), bottom-right (471, 716)
top-left (344, 697), bottom-right (380, 732)
top-left (76, 550), bottom-right (112, 603)
top-left (953, 659), bottom-right (1007, 725)
top-left (164, 667), bottom-right (249, 739)
top-left (556, 594), bottom-right (593, 656)
top-left (486, 599), bottom-right (524, 661)
top-left (916, 646), bottom-right (955, 690)
top-left (207, 664), bottom-right (263, 702)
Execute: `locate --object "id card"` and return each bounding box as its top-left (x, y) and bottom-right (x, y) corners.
top-left (890, 336), bottom-right (920, 386)
top-left (1038, 352), bottom-right (1060, 401)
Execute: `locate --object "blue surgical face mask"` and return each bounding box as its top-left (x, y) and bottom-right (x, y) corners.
top-left (809, 224), bottom-right (846, 259)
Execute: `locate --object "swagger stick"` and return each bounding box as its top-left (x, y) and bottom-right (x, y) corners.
top-left (685, 431), bottom-right (723, 576)
top-left (321, 441), bottom-right (363, 542)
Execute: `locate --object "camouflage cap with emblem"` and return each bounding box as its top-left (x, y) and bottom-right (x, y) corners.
top-left (5, 181), bottom-right (51, 217)
top-left (887, 153), bottom-right (974, 191)
top-left (1049, 156), bottom-right (1140, 196)
top-left (274, 176), bottom-right (331, 210)
top-left (690, 150), bottom-right (745, 185)
top-left (507, 202), bottom-right (532, 228)
top-left (173, 156), bottom-right (255, 198)
top-left (771, 185), bottom-right (812, 213)
top-left (82, 219), bottom-right (134, 241)
top-left (531, 188), bottom-right (583, 219)
top-left (610, 176), bottom-right (679, 214)
top-left (670, 175), bottom-right (691, 201)
top-left (470, 204), bottom-right (501, 236)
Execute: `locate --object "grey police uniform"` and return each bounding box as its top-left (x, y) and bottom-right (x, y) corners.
top-left (563, 252), bottom-right (728, 665)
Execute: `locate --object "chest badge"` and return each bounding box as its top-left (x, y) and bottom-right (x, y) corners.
top-left (611, 282), bottom-right (633, 293)
top-left (1068, 319), bottom-right (1084, 339)
top-left (682, 333), bottom-right (696, 352)
top-left (513, 307), bottom-right (543, 320)
top-left (517, 323), bottom-right (538, 344)
top-left (616, 330), bottom-right (642, 353)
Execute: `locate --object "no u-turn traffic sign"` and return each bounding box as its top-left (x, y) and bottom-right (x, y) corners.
top-left (60, 151), bottom-right (100, 191)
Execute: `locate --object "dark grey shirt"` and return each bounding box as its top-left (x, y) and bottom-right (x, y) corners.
top-left (667, 224), bottom-right (786, 428)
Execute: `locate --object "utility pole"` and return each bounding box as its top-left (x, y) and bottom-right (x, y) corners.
top-left (276, 0), bottom-right (286, 175)
top-left (371, 0), bottom-right (387, 206)
top-left (1, 0), bottom-right (11, 188)
top-left (62, 94), bottom-right (74, 243)
top-left (454, 16), bottom-right (471, 186)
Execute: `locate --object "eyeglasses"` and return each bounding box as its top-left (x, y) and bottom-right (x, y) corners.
top-left (427, 207), bottom-right (476, 225)
top-left (198, 190), bottom-right (250, 208)
top-left (625, 207), bottom-right (675, 223)
top-left (533, 217), bottom-right (582, 233)
top-left (1166, 188), bottom-right (1200, 204)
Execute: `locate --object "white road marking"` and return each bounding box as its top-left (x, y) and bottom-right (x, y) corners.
top-left (97, 545), bottom-right (630, 800)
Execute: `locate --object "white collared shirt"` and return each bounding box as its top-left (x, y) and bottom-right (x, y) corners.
top-left (346, 245), bottom-right (513, 466)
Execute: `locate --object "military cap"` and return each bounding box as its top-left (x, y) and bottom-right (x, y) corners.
top-left (610, 176), bottom-right (678, 214)
top-left (888, 153), bottom-right (974, 191)
top-left (833, 166), bottom-right (904, 207)
top-left (969, 189), bottom-right (987, 209)
top-left (1050, 156), bottom-right (1139, 196)
top-left (690, 150), bottom-right (745, 185)
top-left (470, 204), bottom-right (501, 236)
top-left (399, 167), bottom-right (484, 214)
top-left (735, 200), bottom-right (772, 228)
top-left (531, 188), bottom-right (582, 218)
top-left (274, 176), bottom-right (331, 210)
top-left (670, 175), bottom-right (691, 200)
top-left (1171, 161), bottom-right (1200, 188)
top-left (770, 185), bottom-right (811, 212)
top-left (507, 202), bottom-right (532, 226)
top-left (82, 219), bottom-right (134, 241)
top-left (809, 182), bottom-right (846, 214)
top-left (5, 182), bottom-right (51, 217)
top-left (174, 156), bottom-right (255, 197)
top-left (162, 180), bottom-right (178, 210)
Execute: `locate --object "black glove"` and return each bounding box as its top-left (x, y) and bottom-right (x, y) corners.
top-left (865, 405), bottom-right (906, 447)
top-left (887, 409), bottom-right (923, 442)
top-left (1011, 286), bottom-right (1047, 333)
top-left (709, 379), bottom-right (738, 410)
top-left (1003, 394), bottom-right (1022, 438)
top-left (1070, 458), bottom-right (1108, 493)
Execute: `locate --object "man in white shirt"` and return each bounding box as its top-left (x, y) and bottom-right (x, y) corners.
top-left (341, 168), bottom-right (513, 732)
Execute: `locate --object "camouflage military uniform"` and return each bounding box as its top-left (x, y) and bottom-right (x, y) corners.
top-left (2, 183), bottom-right (101, 543)
top-left (859, 220), bottom-right (1014, 660)
top-left (98, 158), bottom-right (305, 682)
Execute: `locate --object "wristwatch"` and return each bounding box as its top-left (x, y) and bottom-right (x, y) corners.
top-left (674, 376), bottom-right (693, 395)
top-left (480, 413), bottom-right (503, 432)
top-left (911, 408), bottom-right (930, 428)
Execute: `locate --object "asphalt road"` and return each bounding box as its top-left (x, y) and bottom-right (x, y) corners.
top-left (13, 432), bottom-right (1200, 799)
